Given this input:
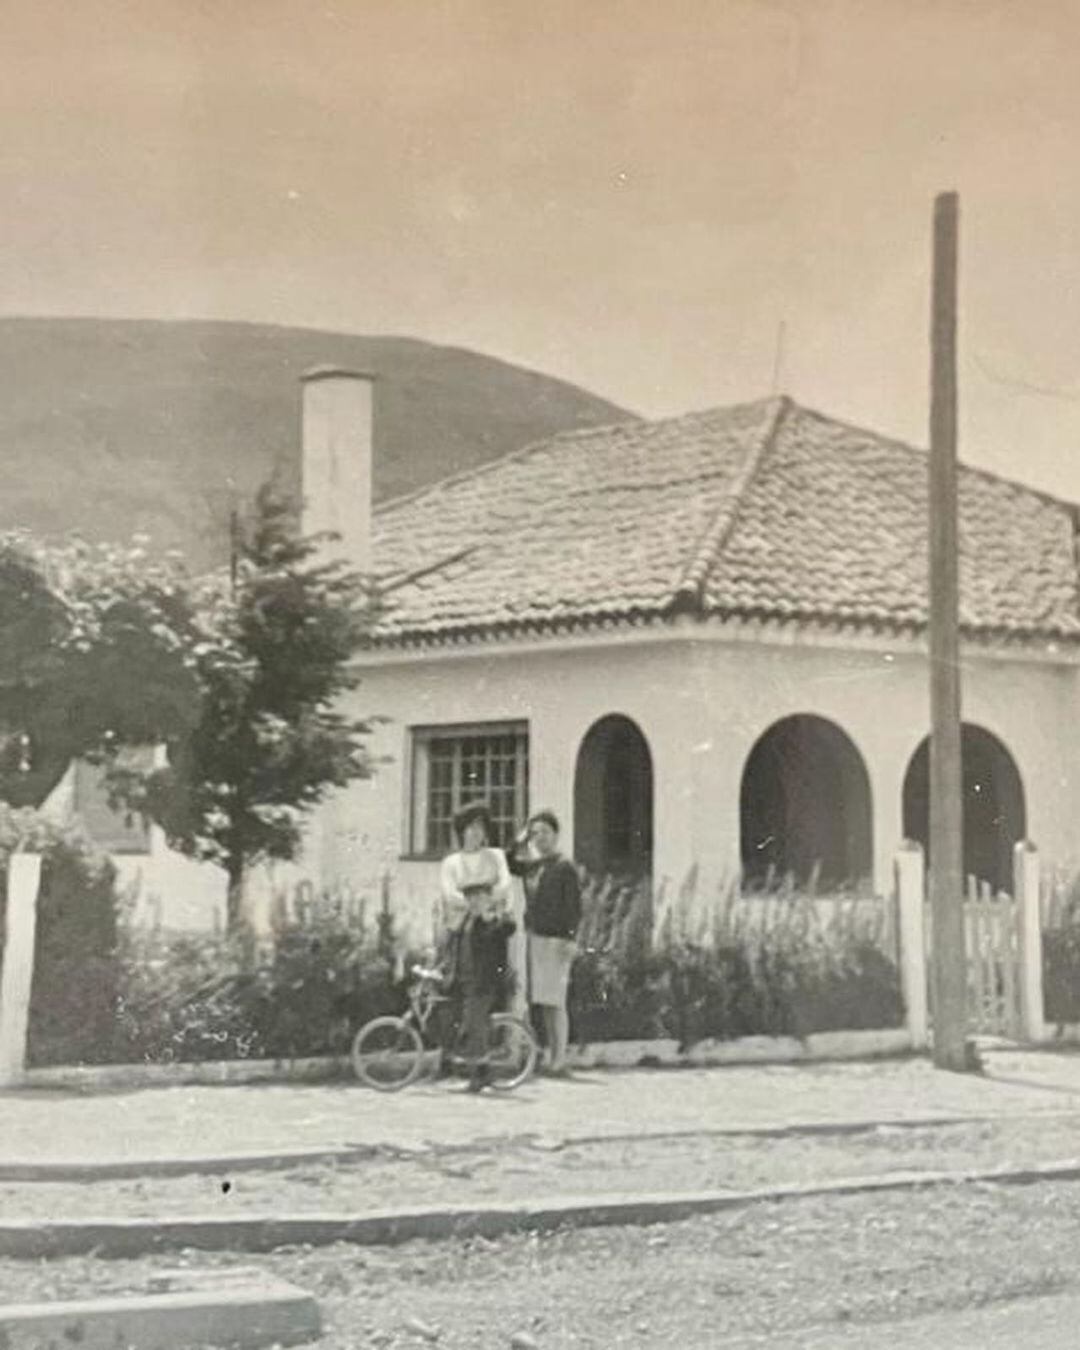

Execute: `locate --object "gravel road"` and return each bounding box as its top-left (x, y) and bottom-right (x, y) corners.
top-left (1, 1180), bottom-right (1079, 1347)
top-left (2, 1113), bottom-right (1079, 1219)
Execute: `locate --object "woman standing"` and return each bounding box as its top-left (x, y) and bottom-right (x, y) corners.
top-left (510, 811), bottom-right (581, 1077)
top-left (438, 802), bottom-right (515, 1092)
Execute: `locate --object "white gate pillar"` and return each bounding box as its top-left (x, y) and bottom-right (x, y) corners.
top-left (0, 852), bottom-right (43, 1087)
top-left (1014, 840), bottom-right (1047, 1044)
top-left (895, 841), bottom-right (929, 1051)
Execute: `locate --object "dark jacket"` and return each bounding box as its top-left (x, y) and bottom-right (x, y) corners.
top-left (443, 912), bottom-right (516, 1002)
top-left (509, 853), bottom-right (582, 939)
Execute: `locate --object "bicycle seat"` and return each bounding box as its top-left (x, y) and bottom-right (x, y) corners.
top-left (411, 965), bottom-right (445, 983)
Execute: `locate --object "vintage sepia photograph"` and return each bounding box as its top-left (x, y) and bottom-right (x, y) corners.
top-left (2, 1), bottom-right (1080, 1346)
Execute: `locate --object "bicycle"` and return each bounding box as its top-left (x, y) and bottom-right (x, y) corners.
top-left (351, 964), bottom-right (539, 1092)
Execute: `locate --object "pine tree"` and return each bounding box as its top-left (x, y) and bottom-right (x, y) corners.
top-left (109, 486), bottom-right (377, 931)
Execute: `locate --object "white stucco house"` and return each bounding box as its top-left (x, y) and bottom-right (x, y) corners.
top-left (305, 374), bottom-right (1080, 941)
top-left (60, 368), bottom-right (1080, 940)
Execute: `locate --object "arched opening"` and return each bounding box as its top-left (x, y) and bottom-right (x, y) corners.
top-left (902, 724), bottom-right (1026, 894)
top-left (740, 714), bottom-right (873, 891)
top-left (573, 715), bottom-right (654, 881)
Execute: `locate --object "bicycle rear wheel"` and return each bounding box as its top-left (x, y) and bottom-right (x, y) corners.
top-left (486, 1013), bottom-right (539, 1090)
top-left (351, 1016), bottom-right (424, 1092)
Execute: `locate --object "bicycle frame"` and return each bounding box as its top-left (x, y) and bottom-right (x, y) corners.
top-left (405, 976), bottom-right (450, 1042)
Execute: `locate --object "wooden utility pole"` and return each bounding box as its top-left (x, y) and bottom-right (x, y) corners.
top-left (928, 191), bottom-right (971, 1072)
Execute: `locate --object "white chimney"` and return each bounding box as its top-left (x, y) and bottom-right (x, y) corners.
top-left (300, 366), bottom-right (375, 574)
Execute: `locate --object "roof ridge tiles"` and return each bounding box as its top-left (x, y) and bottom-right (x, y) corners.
top-left (671, 395), bottom-right (790, 608)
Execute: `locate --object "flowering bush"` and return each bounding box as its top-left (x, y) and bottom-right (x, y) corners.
top-left (0, 532), bottom-right (204, 792)
top-left (568, 870), bottom-right (904, 1046)
top-left (101, 893), bottom-right (413, 1066)
top-left (24, 858), bottom-right (903, 1068)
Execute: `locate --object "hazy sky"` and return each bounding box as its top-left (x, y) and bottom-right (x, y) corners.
top-left (5, 0), bottom-right (1080, 496)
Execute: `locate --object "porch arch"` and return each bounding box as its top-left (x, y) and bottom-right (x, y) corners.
top-left (902, 723), bottom-right (1026, 894)
top-left (740, 714), bottom-right (873, 890)
top-left (573, 714), bottom-right (654, 881)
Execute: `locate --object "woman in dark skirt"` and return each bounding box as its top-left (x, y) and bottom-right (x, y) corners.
top-left (509, 810), bottom-right (581, 1076)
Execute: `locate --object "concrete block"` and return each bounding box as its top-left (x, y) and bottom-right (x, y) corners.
top-left (0, 1278), bottom-right (320, 1348)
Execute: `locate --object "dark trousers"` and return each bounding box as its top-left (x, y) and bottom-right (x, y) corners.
top-left (434, 995), bottom-right (461, 1064)
top-left (462, 987), bottom-right (495, 1065)
top-left (434, 987), bottom-right (495, 1066)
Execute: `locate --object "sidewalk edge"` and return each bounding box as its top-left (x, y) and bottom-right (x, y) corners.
top-left (4, 1157), bottom-right (1080, 1258)
top-left (9, 1028), bottom-right (913, 1094)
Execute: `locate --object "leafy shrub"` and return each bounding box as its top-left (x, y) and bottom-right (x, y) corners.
top-left (243, 899), bottom-right (410, 1060)
top-left (0, 806), bottom-right (127, 1069)
top-left (27, 841), bottom-right (126, 1066)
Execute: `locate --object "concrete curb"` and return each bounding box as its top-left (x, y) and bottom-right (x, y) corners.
top-left (11, 1027), bottom-right (912, 1093)
top-left (3, 1156), bottom-right (1080, 1259)
top-left (5, 1109), bottom-right (1070, 1183)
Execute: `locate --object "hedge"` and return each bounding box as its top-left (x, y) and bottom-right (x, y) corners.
top-left (19, 852), bottom-right (905, 1067)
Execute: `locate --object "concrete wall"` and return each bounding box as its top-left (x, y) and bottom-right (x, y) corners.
top-left (111, 845), bottom-right (227, 933)
top-left (319, 625), bottom-right (1080, 942)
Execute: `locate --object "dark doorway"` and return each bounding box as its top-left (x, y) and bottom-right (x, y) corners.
top-left (740, 714), bottom-right (873, 891)
top-left (902, 724), bottom-right (1026, 894)
top-left (573, 715), bottom-right (653, 881)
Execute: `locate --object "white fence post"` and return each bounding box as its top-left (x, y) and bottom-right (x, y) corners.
top-left (1014, 840), bottom-right (1047, 1044)
top-left (0, 852), bottom-right (43, 1087)
top-left (895, 842), bottom-right (929, 1050)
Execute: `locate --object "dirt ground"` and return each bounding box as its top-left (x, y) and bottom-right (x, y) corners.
top-left (1, 1180), bottom-right (1079, 1348)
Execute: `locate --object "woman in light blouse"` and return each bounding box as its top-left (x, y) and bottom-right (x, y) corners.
top-left (439, 802), bottom-right (512, 929)
top-left (437, 802), bottom-right (515, 1090)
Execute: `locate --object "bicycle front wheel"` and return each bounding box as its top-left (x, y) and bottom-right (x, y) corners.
top-left (487, 1013), bottom-right (539, 1091)
top-left (351, 1016), bottom-right (424, 1092)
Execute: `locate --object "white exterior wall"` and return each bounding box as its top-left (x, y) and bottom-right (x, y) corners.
top-left (55, 626), bottom-right (1078, 942)
top-left (318, 625), bottom-right (1080, 943)
top-left (319, 636), bottom-right (704, 942)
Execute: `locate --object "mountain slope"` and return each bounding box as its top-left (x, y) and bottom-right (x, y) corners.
top-left (0, 318), bottom-right (635, 567)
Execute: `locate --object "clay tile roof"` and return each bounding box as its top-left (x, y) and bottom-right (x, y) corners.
top-left (371, 396), bottom-right (1080, 644)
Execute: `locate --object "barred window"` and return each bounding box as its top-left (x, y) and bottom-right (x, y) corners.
top-left (410, 722), bottom-right (529, 857)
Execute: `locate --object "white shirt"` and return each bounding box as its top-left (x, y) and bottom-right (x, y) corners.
top-left (439, 846), bottom-right (512, 931)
